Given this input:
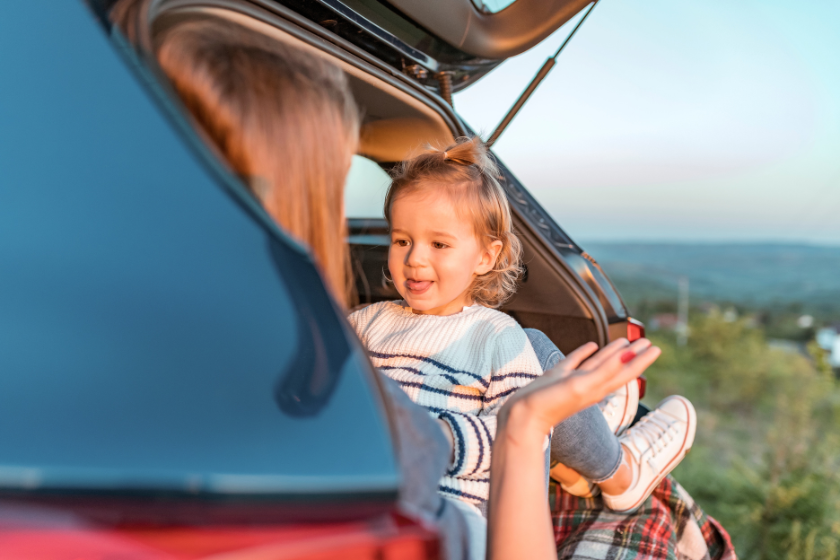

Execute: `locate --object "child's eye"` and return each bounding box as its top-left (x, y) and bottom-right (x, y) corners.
top-left (432, 242), bottom-right (448, 249)
top-left (393, 239), bottom-right (410, 247)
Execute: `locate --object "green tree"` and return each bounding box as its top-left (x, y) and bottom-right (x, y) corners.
top-left (643, 313), bottom-right (840, 559)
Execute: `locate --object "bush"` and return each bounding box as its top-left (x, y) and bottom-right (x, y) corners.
top-left (643, 313), bottom-right (840, 559)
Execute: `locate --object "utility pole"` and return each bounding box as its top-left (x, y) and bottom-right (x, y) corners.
top-left (677, 276), bottom-right (689, 346)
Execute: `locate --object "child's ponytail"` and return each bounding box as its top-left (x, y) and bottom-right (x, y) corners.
top-left (439, 136), bottom-right (499, 175)
top-left (385, 136), bottom-right (523, 308)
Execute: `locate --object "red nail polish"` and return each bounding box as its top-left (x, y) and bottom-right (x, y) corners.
top-left (620, 350), bottom-right (636, 364)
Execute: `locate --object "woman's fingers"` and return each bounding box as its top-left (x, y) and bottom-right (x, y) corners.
top-left (629, 338), bottom-right (653, 352)
top-left (544, 338), bottom-right (653, 384)
top-left (509, 337), bottom-right (662, 433)
top-left (615, 338), bottom-right (653, 364)
top-left (581, 338), bottom-right (651, 372)
top-left (576, 338), bottom-right (631, 370)
top-left (589, 344), bottom-right (660, 397)
top-left (546, 341), bottom-right (598, 376)
top-left (566, 341), bottom-right (659, 408)
top-left (624, 344), bottom-right (660, 376)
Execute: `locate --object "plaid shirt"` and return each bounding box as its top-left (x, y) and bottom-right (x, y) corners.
top-left (550, 476), bottom-right (736, 560)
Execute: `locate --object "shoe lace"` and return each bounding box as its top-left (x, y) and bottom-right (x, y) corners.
top-left (628, 413), bottom-right (677, 458)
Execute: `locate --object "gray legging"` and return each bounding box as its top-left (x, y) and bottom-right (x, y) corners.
top-left (525, 329), bottom-right (623, 483)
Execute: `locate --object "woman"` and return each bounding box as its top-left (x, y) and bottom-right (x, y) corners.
top-left (125, 12), bottom-right (732, 560)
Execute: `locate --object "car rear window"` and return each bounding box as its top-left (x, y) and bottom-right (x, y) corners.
top-left (0, 2), bottom-right (397, 498)
top-left (345, 155), bottom-right (391, 218)
top-left (472, 0), bottom-right (518, 13)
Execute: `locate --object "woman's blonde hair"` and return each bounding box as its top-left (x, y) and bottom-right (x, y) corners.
top-left (384, 136), bottom-right (523, 308)
top-left (156, 19), bottom-right (359, 307)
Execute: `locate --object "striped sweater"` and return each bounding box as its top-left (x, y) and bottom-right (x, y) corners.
top-left (349, 300), bottom-right (543, 505)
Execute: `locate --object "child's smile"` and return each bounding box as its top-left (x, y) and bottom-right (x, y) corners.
top-left (388, 188), bottom-right (500, 316)
top-left (405, 278), bottom-right (433, 295)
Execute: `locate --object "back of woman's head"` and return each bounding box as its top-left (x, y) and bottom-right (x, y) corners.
top-left (156, 19), bottom-right (359, 306)
top-left (384, 136), bottom-right (522, 308)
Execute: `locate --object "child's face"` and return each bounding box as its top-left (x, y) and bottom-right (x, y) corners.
top-left (388, 188), bottom-right (501, 316)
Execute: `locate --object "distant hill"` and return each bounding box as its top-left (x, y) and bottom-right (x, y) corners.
top-left (581, 242), bottom-right (840, 314)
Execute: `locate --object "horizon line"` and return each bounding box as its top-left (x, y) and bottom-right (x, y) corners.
top-left (576, 239), bottom-right (840, 248)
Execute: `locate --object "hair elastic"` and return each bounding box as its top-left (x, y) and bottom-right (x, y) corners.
top-left (382, 265), bottom-right (393, 284)
top-left (443, 151), bottom-right (448, 160)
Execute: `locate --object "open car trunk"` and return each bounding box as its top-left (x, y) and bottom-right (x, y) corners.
top-left (144, 0), bottom-right (632, 354)
top-left (238, 0), bottom-right (597, 94)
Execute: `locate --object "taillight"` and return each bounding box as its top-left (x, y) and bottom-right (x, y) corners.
top-left (626, 318), bottom-right (645, 342)
top-left (637, 375), bottom-right (647, 400)
top-left (625, 318), bottom-right (647, 399)
top-left (0, 511), bottom-right (439, 560)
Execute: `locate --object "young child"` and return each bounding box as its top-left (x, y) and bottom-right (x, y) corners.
top-left (349, 137), bottom-right (695, 527)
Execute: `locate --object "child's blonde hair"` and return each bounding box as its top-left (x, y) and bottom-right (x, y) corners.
top-left (384, 136), bottom-right (523, 309)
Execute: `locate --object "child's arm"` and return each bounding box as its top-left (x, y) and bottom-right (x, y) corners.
top-left (483, 325), bottom-right (545, 416)
top-left (437, 326), bottom-right (544, 477)
top-left (436, 410), bottom-right (498, 477)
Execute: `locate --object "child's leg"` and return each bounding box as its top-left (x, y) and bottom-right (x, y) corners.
top-left (550, 403), bottom-right (623, 482)
top-left (528, 329), bottom-right (635, 496)
top-left (596, 448), bottom-right (632, 494)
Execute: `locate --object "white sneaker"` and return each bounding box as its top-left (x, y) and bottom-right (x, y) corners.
top-left (598, 380), bottom-right (639, 436)
top-left (602, 396), bottom-right (696, 513)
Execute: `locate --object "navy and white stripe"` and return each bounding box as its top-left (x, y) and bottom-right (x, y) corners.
top-left (349, 300), bottom-right (544, 505)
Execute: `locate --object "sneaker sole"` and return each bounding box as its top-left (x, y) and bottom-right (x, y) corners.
top-left (608, 396), bottom-right (696, 514)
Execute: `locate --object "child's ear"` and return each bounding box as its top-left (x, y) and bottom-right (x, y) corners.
top-left (475, 240), bottom-right (503, 275)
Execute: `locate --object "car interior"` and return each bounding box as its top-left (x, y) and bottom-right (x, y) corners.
top-left (139, 1), bottom-right (612, 355)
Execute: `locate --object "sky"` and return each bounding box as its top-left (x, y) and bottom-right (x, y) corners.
top-left (454, 0), bottom-right (840, 245)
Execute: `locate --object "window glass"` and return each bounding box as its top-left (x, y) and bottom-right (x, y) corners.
top-left (345, 155), bottom-right (391, 218)
top-left (472, 0), bottom-right (518, 14)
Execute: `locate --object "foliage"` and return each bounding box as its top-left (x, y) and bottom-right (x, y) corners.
top-left (643, 313), bottom-right (840, 560)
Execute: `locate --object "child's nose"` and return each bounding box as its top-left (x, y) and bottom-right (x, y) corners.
top-left (405, 244), bottom-right (428, 267)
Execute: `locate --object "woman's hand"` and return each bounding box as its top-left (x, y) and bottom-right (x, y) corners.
top-left (499, 338), bottom-right (660, 444)
top-left (488, 338), bottom-right (661, 560)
